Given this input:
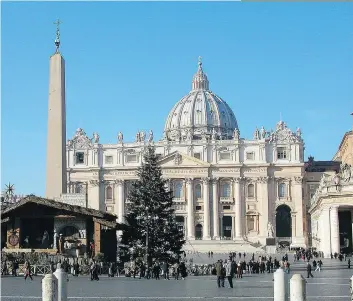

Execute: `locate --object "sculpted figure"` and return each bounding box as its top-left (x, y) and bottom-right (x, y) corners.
top-left (233, 128), bottom-right (240, 140)
top-left (260, 126), bottom-right (266, 139)
top-left (296, 127), bottom-right (302, 138)
top-left (117, 132), bottom-right (123, 143)
top-left (140, 131), bottom-right (145, 142)
top-left (267, 222), bottom-right (274, 238)
top-left (341, 163), bottom-right (352, 182)
top-left (93, 132), bottom-right (100, 143)
top-left (148, 130), bottom-right (153, 143)
top-left (135, 132), bottom-right (140, 142)
top-left (253, 128), bottom-right (260, 140)
top-left (66, 139), bottom-right (73, 147)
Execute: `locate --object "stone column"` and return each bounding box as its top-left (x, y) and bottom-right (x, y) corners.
top-left (202, 178), bottom-right (211, 240)
top-left (320, 207), bottom-right (331, 258)
top-left (232, 216), bottom-right (235, 239)
top-left (212, 178), bottom-right (220, 239)
top-left (292, 176), bottom-right (305, 246)
top-left (186, 178), bottom-right (195, 239)
top-left (234, 177), bottom-right (242, 240)
top-left (259, 177), bottom-right (269, 238)
top-left (212, 146), bottom-right (217, 163)
top-left (117, 180), bottom-right (125, 224)
top-left (330, 206), bottom-right (340, 255)
top-left (292, 213), bottom-right (297, 237)
top-left (88, 180), bottom-right (101, 210)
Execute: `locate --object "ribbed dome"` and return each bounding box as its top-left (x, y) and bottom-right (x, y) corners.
top-left (164, 57), bottom-right (239, 141)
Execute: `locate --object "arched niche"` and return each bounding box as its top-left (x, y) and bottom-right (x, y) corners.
top-left (276, 204), bottom-right (292, 237)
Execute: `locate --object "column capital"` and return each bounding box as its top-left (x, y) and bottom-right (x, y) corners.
top-left (185, 178), bottom-right (194, 185)
top-left (114, 179), bottom-right (125, 186)
top-left (293, 176), bottom-right (303, 184)
top-left (89, 180), bottom-right (100, 186)
top-left (211, 177), bottom-right (219, 184)
top-left (233, 176), bottom-right (244, 183)
top-left (202, 177), bottom-right (210, 185)
top-left (256, 176), bottom-right (269, 184)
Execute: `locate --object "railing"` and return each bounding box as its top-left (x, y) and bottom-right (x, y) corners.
top-left (1, 264), bottom-right (52, 275)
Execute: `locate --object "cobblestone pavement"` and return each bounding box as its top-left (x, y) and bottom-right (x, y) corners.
top-left (1, 259), bottom-right (352, 301)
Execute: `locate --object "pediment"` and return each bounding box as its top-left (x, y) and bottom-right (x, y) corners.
top-left (157, 151), bottom-right (210, 168)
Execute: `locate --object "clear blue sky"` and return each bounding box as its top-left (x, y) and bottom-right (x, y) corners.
top-left (2, 2), bottom-right (353, 196)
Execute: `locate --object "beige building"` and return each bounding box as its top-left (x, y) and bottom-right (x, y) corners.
top-left (65, 58), bottom-right (308, 252)
top-left (309, 129), bottom-right (353, 257)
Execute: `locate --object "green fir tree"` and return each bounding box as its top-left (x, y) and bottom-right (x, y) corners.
top-left (119, 146), bottom-right (185, 265)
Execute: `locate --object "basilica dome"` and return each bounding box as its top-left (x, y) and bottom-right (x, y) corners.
top-left (164, 58), bottom-right (239, 141)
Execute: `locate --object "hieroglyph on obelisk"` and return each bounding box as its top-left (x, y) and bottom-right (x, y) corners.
top-left (45, 19), bottom-right (67, 199)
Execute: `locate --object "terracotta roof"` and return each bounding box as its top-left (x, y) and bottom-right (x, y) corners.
top-left (1, 195), bottom-right (118, 228)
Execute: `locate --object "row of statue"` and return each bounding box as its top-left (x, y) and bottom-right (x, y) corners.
top-left (253, 126), bottom-right (302, 141)
top-left (90, 130), bottom-right (154, 144)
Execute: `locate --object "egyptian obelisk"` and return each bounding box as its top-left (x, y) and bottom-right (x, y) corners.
top-left (45, 20), bottom-right (67, 199)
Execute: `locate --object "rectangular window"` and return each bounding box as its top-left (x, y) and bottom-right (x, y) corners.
top-left (75, 152), bottom-right (85, 164)
top-left (223, 205), bottom-right (231, 210)
top-left (105, 156), bottom-right (113, 164)
top-left (195, 205), bottom-right (202, 211)
top-left (126, 154), bottom-right (138, 163)
top-left (246, 152), bottom-right (255, 160)
top-left (220, 152), bottom-right (231, 160)
top-left (277, 147), bottom-right (287, 159)
top-left (194, 153), bottom-right (201, 160)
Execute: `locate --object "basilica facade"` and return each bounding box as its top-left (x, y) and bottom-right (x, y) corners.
top-left (65, 59), bottom-right (307, 250)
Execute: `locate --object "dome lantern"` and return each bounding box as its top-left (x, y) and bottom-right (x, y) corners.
top-left (191, 56), bottom-right (209, 91)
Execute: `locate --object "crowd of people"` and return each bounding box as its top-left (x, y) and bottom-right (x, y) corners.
top-left (1, 248), bottom-right (351, 282)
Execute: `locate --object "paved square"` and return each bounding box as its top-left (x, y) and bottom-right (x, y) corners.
top-left (1, 259), bottom-right (351, 301)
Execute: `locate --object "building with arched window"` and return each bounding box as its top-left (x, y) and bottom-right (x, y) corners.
top-left (309, 129), bottom-right (353, 257)
top-left (64, 58), bottom-right (310, 252)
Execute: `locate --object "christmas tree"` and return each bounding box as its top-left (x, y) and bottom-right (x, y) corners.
top-left (119, 146), bottom-right (185, 265)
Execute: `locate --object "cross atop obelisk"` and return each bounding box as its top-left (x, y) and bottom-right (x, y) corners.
top-left (54, 19), bottom-right (62, 53)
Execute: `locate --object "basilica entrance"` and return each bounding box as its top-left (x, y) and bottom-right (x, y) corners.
top-left (222, 216), bottom-right (232, 239)
top-left (276, 205), bottom-right (292, 238)
top-left (195, 224), bottom-right (202, 239)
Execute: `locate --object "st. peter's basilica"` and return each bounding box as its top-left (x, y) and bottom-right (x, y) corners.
top-left (65, 58), bottom-right (307, 252)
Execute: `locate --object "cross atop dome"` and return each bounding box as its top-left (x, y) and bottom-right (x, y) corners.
top-left (192, 56), bottom-right (209, 91)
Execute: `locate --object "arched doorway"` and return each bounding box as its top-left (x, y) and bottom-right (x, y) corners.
top-left (195, 224), bottom-right (203, 240)
top-left (276, 205), bottom-right (292, 237)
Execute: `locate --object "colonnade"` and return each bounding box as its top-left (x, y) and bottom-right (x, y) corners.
top-left (113, 177), bottom-right (252, 241)
top-left (319, 205), bottom-right (341, 257)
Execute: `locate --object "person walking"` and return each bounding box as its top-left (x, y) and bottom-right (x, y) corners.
top-left (306, 262), bottom-right (314, 278)
top-left (215, 260), bottom-right (224, 288)
top-left (162, 261), bottom-right (169, 280)
top-left (348, 259), bottom-right (351, 269)
top-left (225, 260), bottom-right (234, 288)
top-left (12, 260), bottom-right (18, 277)
top-left (315, 260), bottom-right (322, 272)
top-left (24, 260), bottom-right (33, 281)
